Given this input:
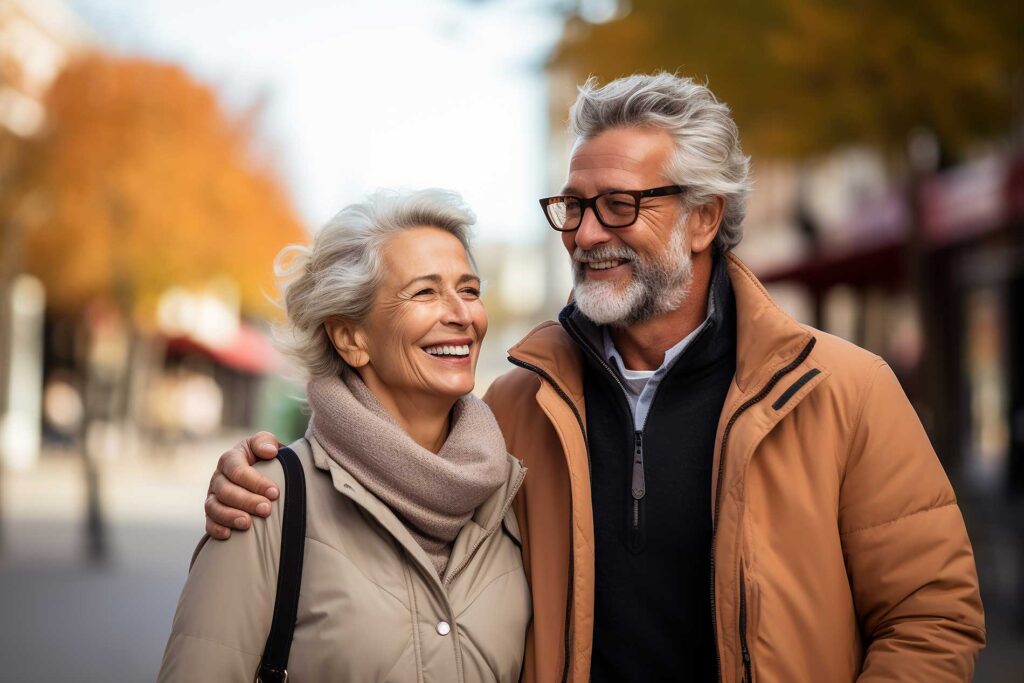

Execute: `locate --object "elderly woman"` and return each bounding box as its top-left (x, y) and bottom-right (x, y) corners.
top-left (158, 189), bottom-right (530, 683)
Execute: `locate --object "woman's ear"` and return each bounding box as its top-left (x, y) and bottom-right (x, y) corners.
top-left (324, 319), bottom-right (370, 368)
top-left (687, 196), bottom-right (725, 255)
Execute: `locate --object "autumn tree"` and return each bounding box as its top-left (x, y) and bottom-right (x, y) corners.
top-left (549, 0), bottom-right (1022, 159)
top-left (20, 54), bottom-right (307, 318)
top-left (1, 53), bottom-right (307, 560)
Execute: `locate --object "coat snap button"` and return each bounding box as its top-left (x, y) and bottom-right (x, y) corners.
top-left (436, 621), bottom-right (451, 636)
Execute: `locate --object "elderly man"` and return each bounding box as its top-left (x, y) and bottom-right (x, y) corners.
top-left (204, 73), bottom-right (984, 682)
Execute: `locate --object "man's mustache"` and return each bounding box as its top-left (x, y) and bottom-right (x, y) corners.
top-left (572, 245), bottom-right (639, 265)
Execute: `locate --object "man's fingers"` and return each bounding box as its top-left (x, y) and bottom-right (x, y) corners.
top-left (205, 492), bottom-right (253, 530)
top-left (205, 432), bottom-right (282, 541)
top-left (226, 457), bottom-right (280, 501)
top-left (210, 473), bottom-right (274, 517)
top-left (217, 445), bottom-right (280, 500)
top-left (206, 517), bottom-right (232, 540)
top-left (248, 430), bottom-right (283, 462)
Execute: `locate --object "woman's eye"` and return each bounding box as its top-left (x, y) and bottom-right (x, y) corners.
top-left (461, 288), bottom-right (481, 298)
top-left (413, 288), bottom-right (436, 297)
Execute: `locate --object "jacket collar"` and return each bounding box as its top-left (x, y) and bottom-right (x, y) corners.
top-left (507, 252), bottom-right (815, 396)
top-left (724, 253), bottom-right (814, 393)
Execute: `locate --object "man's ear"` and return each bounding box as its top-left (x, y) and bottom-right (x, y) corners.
top-left (324, 318), bottom-right (370, 368)
top-left (687, 196), bottom-right (725, 254)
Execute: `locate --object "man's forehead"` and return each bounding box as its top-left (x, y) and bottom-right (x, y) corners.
top-left (566, 128), bottom-right (673, 179)
top-left (568, 149), bottom-right (649, 173)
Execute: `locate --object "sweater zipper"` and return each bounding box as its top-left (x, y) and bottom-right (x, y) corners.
top-left (562, 318), bottom-right (648, 551)
top-left (739, 566), bottom-right (753, 683)
top-left (630, 430), bottom-right (645, 549)
top-left (710, 338), bottom-right (816, 683)
top-left (507, 356), bottom-right (587, 683)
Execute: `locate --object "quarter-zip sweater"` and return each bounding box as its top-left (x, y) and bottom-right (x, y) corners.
top-left (560, 256), bottom-right (736, 682)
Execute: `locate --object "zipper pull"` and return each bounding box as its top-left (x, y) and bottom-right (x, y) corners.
top-left (631, 431), bottom-right (645, 500)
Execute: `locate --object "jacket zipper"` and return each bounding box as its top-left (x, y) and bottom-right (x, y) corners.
top-left (507, 356), bottom-right (587, 683)
top-left (710, 337), bottom-right (816, 683)
top-left (739, 566), bottom-right (753, 683)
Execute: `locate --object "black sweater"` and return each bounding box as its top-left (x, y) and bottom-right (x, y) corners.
top-left (560, 257), bottom-right (737, 682)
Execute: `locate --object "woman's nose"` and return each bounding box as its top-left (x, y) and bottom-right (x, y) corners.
top-left (442, 292), bottom-right (472, 326)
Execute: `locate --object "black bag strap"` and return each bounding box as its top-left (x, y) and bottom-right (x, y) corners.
top-left (256, 447), bottom-right (307, 683)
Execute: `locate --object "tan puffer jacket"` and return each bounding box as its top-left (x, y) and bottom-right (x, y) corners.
top-left (484, 253), bottom-right (985, 683)
top-left (158, 436), bottom-right (530, 683)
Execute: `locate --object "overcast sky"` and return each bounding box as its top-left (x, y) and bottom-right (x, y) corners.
top-left (70, 0), bottom-right (564, 243)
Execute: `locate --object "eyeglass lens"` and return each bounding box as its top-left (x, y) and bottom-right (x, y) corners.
top-left (547, 193), bottom-right (638, 230)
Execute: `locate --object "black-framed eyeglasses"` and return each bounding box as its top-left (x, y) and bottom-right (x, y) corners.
top-left (538, 185), bottom-right (686, 232)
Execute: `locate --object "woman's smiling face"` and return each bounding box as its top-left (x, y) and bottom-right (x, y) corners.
top-left (333, 226), bottom-right (487, 402)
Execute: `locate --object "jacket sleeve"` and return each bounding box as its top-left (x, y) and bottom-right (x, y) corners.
top-left (157, 459), bottom-right (285, 683)
top-left (839, 360), bottom-right (985, 682)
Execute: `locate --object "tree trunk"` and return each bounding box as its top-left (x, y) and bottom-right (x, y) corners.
top-left (75, 317), bottom-right (109, 563)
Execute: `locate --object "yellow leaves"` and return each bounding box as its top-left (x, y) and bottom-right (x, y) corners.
top-left (548, 0), bottom-right (1021, 158)
top-left (20, 54), bottom-right (307, 317)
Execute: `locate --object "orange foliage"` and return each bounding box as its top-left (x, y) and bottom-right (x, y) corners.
top-left (22, 54), bottom-right (307, 318)
top-left (549, 0), bottom-right (1021, 158)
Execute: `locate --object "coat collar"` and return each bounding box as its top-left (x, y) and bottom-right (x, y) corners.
top-left (506, 252), bottom-right (815, 396)
top-left (307, 435), bottom-right (526, 587)
top-left (724, 253), bottom-right (815, 393)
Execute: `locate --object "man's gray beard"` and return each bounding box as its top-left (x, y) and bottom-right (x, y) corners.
top-left (571, 225), bottom-right (693, 328)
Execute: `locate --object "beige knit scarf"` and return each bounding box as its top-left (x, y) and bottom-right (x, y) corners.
top-left (307, 368), bottom-right (509, 577)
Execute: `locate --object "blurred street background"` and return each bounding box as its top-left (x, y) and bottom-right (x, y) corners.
top-left (1, 0), bottom-right (1022, 680)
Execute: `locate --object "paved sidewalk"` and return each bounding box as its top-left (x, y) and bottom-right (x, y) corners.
top-left (1, 520), bottom-right (199, 683)
top-left (0, 436), bottom-right (239, 683)
top-left (1, 438), bottom-right (1022, 682)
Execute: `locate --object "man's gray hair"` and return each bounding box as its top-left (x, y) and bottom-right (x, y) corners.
top-left (274, 188), bottom-right (477, 379)
top-left (569, 72), bottom-right (752, 251)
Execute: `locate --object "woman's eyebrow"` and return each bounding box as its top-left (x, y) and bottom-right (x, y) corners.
top-left (403, 273), bottom-right (480, 288)
top-left (403, 274), bottom-right (442, 288)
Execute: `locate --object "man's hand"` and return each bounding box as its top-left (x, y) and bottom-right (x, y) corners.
top-left (205, 431), bottom-right (283, 539)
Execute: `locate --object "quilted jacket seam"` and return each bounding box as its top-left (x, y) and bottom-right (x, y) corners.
top-left (840, 357), bottom-right (887, 481)
top-left (305, 535), bottom-right (410, 607)
top-left (169, 630), bottom-right (262, 657)
top-left (455, 566), bottom-right (527, 619)
top-left (840, 501), bottom-right (957, 537)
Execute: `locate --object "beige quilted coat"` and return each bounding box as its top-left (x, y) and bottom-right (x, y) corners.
top-left (158, 436), bottom-right (530, 683)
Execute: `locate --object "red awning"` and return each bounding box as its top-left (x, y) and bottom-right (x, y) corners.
top-left (757, 153), bottom-right (1024, 290)
top-left (167, 323), bottom-right (281, 374)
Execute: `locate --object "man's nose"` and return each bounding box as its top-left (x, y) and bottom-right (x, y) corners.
top-left (573, 206), bottom-right (613, 250)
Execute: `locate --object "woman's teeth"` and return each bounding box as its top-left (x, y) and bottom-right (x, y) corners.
top-left (588, 259), bottom-right (626, 270)
top-left (424, 344), bottom-right (470, 357)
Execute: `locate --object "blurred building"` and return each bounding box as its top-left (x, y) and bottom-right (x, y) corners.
top-left (0, 0), bottom-right (92, 469)
top-left (0, 0), bottom-right (92, 137)
top-left (472, 240), bottom-right (559, 392)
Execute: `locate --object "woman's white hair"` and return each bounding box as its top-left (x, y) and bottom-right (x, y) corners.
top-left (274, 188), bottom-right (477, 379)
top-left (569, 72), bottom-right (752, 251)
